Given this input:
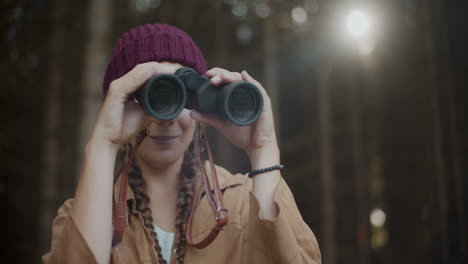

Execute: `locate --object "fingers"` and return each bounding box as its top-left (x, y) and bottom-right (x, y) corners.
top-left (206, 68), bottom-right (268, 104)
top-left (241, 70), bottom-right (271, 107)
top-left (107, 62), bottom-right (161, 99)
top-left (208, 68), bottom-right (272, 109)
top-left (122, 100), bottom-right (145, 128)
top-left (207, 67), bottom-right (243, 86)
top-left (206, 67), bottom-right (227, 77)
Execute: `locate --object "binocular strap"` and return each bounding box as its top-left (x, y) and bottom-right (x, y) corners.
top-left (186, 127), bottom-right (229, 249)
top-left (112, 130), bottom-right (147, 246)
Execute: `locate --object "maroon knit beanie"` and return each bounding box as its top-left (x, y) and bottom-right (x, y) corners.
top-left (102, 23), bottom-right (207, 98)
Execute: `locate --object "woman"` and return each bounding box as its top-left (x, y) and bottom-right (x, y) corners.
top-left (42, 23), bottom-right (321, 264)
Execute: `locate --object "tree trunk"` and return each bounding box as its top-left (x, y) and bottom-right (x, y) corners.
top-left (77, 0), bottom-right (112, 178)
top-left (318, 49), bottom-right (336, 264)
top-left (39, 1), bottom-right (67, 254)
top-left (420, 1), bottom-right (449, 263)
top-left (349, 62), bottom-right (370, 264)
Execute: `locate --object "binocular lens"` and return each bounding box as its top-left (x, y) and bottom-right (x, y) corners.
top-left (139, 75), bottom-right (186, 121)
top-left (149, 79), bottom-right (181, 115)
top-left (225, 83), bottom-right (263, 126)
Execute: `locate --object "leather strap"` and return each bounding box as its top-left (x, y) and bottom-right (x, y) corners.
top-left (186, 125), bottom-right (228, 249)
top-left (112, 130), bottom-right (147, 246)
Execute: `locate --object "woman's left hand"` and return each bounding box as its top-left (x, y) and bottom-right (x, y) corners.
top-left (189, 67), bottom-right (278, 158)
top-left (193, 68), bottom-right (281, 220)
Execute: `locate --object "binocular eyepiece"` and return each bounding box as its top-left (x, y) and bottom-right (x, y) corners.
top-left (135, 67), bottom-right (263, 126)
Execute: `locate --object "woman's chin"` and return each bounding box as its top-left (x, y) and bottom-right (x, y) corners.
top-left (144, 152), bottom-right (178, 165)
top-left (158, 156), bottom-right (179, 166)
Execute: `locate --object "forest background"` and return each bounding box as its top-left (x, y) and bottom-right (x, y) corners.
top-left (1, 0), bottom-right (467, 263)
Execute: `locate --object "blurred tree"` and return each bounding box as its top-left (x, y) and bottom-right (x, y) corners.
top-left (39, 0), bottom-right (88, 256)
top-left (77, 0), bottom-right (111, 177)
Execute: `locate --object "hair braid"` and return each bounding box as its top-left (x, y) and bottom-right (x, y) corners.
top-left (173, 145), bottom-right (197, 263)
top-left (128, 162), bottom-right (168, 264)
top-left (126, 124), bottom-right (200, 264)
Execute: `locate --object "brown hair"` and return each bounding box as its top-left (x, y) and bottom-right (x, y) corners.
top-left (125, 125), bottom-right (200, 264)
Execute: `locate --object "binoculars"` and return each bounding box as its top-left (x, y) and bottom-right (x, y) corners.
top-left (134, 67), bottom-right (263, 126)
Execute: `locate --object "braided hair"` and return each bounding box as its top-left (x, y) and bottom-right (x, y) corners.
top-left (125, 125), bottom-right (200, 264)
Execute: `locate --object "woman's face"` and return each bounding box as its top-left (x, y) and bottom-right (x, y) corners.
top-left (135, 62), bottom-right (196, 168)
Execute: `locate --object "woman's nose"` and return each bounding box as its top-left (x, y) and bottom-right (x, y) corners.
top-left (156, 119), bottom-right (174, 126)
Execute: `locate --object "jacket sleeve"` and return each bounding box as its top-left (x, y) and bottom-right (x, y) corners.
top-left (242, 178), bottom-right (321, 264)
top-left (42, 199), bottom-right (98, 264)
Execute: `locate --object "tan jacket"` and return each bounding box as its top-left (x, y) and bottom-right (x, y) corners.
top-left (42, 163), bottom-right (321, 263)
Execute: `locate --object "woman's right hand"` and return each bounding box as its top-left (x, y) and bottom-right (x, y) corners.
top-left (74, 62), bottom-right (174, 264)
top-left (90, 61), bottom-right (181, 146)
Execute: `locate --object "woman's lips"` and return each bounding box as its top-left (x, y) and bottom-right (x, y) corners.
top-left (149, 135), bottom-right (178, 144)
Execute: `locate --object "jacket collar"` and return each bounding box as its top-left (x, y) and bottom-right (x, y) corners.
top-left (113, 160), bottom-right (246, 212)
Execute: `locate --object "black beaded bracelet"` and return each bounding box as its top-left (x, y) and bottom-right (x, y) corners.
top-left (248, 164), bottom-right (285, 178)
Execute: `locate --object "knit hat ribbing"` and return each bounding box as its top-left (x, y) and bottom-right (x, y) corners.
top-left (102, 23), bottom-right (207, 98)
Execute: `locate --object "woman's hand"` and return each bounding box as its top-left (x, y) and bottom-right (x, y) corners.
top-left (190, 67), bottom-right (279, 160)
top-left (90, 62), bottom-right (181, 147)
top-left (76, 62), bottom-right (186, 264)
top-left (191, 67), bottom-right (281, 220)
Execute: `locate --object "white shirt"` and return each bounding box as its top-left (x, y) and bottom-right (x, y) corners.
top-left (153, 225), bottom-right (175, 264)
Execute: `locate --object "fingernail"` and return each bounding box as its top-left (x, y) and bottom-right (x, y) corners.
top-left (211, 76), bottom-right (221, 83)
top-left (190, 110), bottom-right (200, 120)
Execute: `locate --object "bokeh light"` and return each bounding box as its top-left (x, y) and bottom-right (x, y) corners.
top-left (346, 10), bottom-right (371, 37)
top-left (255, 2), bottom-right (271, 18)
top-left (236, 23), bottom-right (253, 44)
top-left (232, 2), bottom-right (248, 17)
top-left (370, 208), bottom-right (386, 227)
top-left (135, 0), bottom-right (161, 12)
top-left (291, 6), bottom-right (307, 24)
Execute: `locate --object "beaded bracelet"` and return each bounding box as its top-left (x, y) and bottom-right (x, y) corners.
top-left (248, 164), bottom-right (285, 178)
